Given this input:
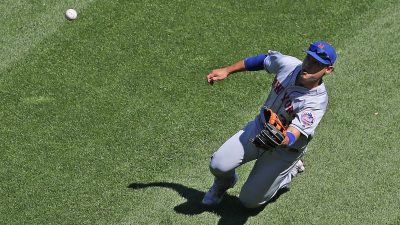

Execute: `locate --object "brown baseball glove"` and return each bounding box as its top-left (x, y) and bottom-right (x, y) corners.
top-left (251, 108), bottom-right (287, 149)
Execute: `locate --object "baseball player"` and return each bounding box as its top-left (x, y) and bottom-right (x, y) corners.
top-left (203, 40), bottom-right (337, 208)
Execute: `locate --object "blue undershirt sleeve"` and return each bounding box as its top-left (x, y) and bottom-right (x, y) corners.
top-left (286, 131), bottom-right (296, 146)
top-left (244, 54), bottom-right (267, 71)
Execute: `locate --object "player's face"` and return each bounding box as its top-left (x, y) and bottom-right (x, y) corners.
top-left (300, 55), bottom-right (333, 82)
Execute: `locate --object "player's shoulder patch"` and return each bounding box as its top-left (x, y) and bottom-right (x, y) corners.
top-left (300, 111), bottom-right (315, 127)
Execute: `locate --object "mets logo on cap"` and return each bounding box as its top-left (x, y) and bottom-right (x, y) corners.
top-left (301, 111), bottom-right (315, 127)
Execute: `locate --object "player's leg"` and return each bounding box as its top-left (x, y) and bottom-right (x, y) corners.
top-left (202, 120), bottom-right (262, 205)
top-left (238, 148), bottom-right (305, 208)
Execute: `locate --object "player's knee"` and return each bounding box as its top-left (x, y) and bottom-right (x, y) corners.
top-left (209, 161), bottom-right (230, 176)
top-left (209, 155), bottom-right (233, 176)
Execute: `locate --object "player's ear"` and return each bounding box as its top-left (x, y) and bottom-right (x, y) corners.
top-left (325, 66), bottom-right (334, 74)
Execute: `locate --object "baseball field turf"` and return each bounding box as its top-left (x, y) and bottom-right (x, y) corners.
top-left (1, 0), bottom-right (399, 224)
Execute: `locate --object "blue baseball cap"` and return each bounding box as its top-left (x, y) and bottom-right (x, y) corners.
top-left (305, 40), bottom-right (337, 66)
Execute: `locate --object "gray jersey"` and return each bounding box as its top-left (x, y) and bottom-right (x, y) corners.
top-left (257, 50), bottom-right (328, 151)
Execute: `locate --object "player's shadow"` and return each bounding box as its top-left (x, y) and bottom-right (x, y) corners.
top-left (128, 182), bottom-right (288, 225)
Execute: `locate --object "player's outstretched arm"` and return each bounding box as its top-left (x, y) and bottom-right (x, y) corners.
top-left (207, 60), bottom-right (246, 84)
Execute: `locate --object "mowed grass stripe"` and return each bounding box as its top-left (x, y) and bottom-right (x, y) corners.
top-left (0, 0), bottom-right (97, 73)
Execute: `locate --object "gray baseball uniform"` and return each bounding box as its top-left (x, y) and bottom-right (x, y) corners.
top-left (209, 50), bottom-right (328, 208)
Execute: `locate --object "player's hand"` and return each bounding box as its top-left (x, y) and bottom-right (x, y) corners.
top-left (207, 68), bottom-right (229, 85)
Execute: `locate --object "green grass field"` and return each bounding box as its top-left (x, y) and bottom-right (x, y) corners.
top-left (1, 0), bottom-right (399, 224)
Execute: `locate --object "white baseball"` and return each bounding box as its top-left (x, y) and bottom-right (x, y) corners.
top-left (65, 9), bottom-right (78, 20)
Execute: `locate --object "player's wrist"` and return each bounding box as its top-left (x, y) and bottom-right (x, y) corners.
top-left (286, 131), bottom-right (296, 146)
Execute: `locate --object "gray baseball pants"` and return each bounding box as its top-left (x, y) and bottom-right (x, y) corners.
top-left (209, 119), bottom-right (306, 208)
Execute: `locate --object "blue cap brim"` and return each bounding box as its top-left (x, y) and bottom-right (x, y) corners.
top-left (305, 50), bottom-right (330, 65)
